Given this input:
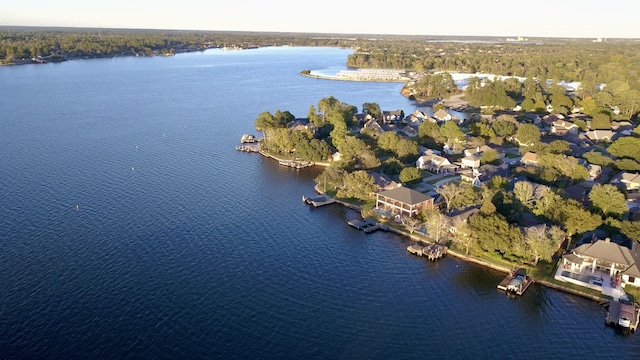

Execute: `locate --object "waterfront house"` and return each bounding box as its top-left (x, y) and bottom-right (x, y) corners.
top-left (561, 238), bottom-right (640, 288)
top-left (375, 186), bottom-right (434, 218)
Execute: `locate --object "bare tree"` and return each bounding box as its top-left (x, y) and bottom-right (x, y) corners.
top-left (436, 182), bottom-right (464, 213)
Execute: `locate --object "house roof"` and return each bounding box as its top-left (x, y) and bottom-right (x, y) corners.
top-left (377, 186), bottom-right (433, 205)
top-left (621, 172), bottom-right (640, 185)
top-left (573, 239), bottom-right (636, 267)
top-left (521, 152), bottom-right (539, 163)
top-left (433, 109), bottom-right (451, 120)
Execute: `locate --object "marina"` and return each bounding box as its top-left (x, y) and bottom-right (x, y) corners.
top-left (497, 268), bottom-right (534, 296)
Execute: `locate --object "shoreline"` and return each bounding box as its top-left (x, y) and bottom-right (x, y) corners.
top-left (305, 180), bottom-right (609, 304)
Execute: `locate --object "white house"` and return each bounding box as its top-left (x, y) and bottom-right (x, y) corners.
top-left (416, 151), bottom-right (457, 173)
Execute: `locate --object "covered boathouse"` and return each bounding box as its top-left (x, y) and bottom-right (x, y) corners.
top-left (375, 186), bottom-right (434, 218)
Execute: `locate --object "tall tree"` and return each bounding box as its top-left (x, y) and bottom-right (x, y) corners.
top-left (514, 123), bottom-right (541, 146)
top-left (589, 184), bottom-right (628, 218)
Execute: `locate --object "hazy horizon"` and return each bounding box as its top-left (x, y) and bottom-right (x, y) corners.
top-left (4, 0), bottom-right (639, 39)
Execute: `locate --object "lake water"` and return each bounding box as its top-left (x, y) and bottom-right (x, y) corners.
top-left (1, 46), bottom-right (639, 359)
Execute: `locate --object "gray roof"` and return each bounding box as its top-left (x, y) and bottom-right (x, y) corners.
top-left (574, 239), bottom-right (635, 266)
top-left (377, 186), bottom-right (433, 205)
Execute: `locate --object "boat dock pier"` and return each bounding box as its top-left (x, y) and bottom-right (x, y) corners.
top-left (278, 159), bottom-right (314, 169)
top-left (606, 300), bottom-right (639, 332)
top-left (236, 144), bottom-right (260, 152)
top-left (497, 268), bottom-right (534, 296)
top-left (302, 194), bottom-right (336, 207)
top-left (348, 218), bottom-right (388, 234)
top-left (406, 243), bottom-right (447, 261)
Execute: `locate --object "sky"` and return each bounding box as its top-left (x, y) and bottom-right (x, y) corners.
top-left (3, 0), bottom-right (639, 39)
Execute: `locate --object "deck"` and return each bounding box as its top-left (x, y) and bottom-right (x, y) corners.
top-left (278, 159), bottom-right (314, 169)
top-left (302, 195), bottom-right (336, 207)
top-left (406, 243), bottom-right (447, 261)
top-left (236, 144), bottom-right (260, 152)
top-left (348, 218), bottom-right (388, 233)
top-left (497, 268), bottom-right (534, 296)
top-left (606, 300), bottom-right (639, 332)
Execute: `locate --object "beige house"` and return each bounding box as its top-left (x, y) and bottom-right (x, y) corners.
top-left (375, 186), bottom-right (434, 218)
top-left (561, 238), bottom-right (640, 288)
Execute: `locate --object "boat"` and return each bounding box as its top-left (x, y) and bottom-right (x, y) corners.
top-left (497, 267), bottom-right (533, 296)
top-left (302, 194), bottom-right (336, 207)
top-left (240, 134), bottom-right (257, 143)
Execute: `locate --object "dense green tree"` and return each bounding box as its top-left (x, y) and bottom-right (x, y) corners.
top-left (608, 137), bottom-right (640, 163)
top-left (480, 149), bottom-right (501, 165)
top-left (583, 151), bottom-right (614, 167)
top-left (492, 120), bottom-right (516, 137)
top-left (382, 157), bottom-right (404, 176)
top-left (418, 121), bottom-right (443, 148)
top-left (620, 221), bottom-right (640, 240)
top-left (399, 167), bottom-right (422, 184)
top-left (591, 113), bottom-right (611, 130)
top-left (589, 184), bottom-right (628, 218)
top-left (362, 102), bottom-right (381, 120)
top-left (337, 170), bottom-right (376, 200)
top-left (514, 123), bottom-right (541, 146)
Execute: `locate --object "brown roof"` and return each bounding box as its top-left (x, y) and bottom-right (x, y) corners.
top-left (377, 186), bottom-right (433, 205)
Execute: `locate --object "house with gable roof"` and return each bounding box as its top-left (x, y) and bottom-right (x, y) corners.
top-left (433, 109), bottom-right (452, 122)
top-left (361, 118), bottom-right (385, 134)
top-left (551, 119), bottom-right (579, 136)
top-left (416, 150), bottom-right (458, 173)
top-left (382, 110), bottom-right (405, 124)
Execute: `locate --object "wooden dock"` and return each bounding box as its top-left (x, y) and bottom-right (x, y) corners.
top-left (348, 218), bottom-right (388, 233)
top-left (423, 243), bottom-right (447, 261)
top-left (606, 300), bottom-right (639, 332)
top-left (278, 159), bottom-right (314, 169)
top-left (302, 194), bottom-right (336, 207)
top-left (236, 144), bottom-right (260, 152)
top-left (497, 268), bottom-right (534, 296)
top-left (406, 243), bottom-right (447, 261)
top-left (407, 243), bottom-right (424, 256)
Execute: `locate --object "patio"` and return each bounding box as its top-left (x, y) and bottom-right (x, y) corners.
top-left (554, 265), bottom-right (628, 300)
